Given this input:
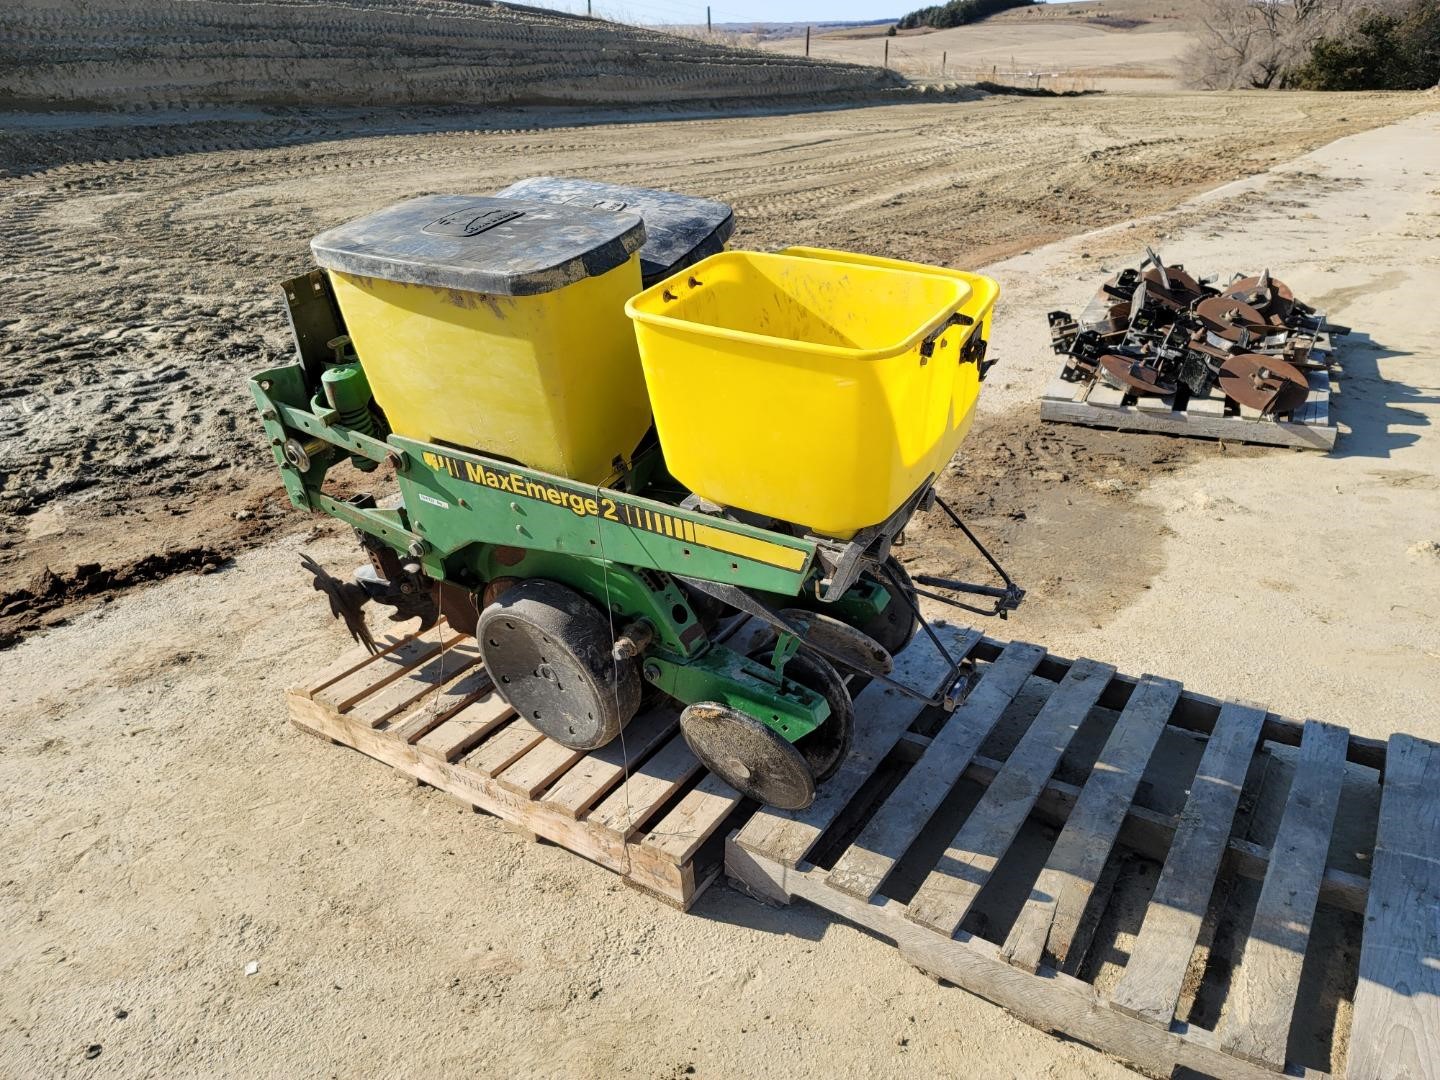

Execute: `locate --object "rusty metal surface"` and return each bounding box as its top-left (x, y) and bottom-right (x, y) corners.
top-left (1048, 247), bottom-right (1347, 418)
top-left (1099, 353), bottom-right (1177, 396)
top-left (1223, 271), bottom-right (1298, 320)
top-left (1194, 296), bottom-right (1276, 342)
top-left (1217, 353), bottom-right (1311, 415)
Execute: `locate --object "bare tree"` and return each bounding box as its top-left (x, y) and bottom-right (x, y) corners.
top-left (1185, 0), bottom-right (1354, 89)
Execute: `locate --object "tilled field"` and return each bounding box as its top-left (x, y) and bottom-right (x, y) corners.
top-left (0, 90), bottom-right (1426, 644)
top-left (0, 0), bottom-right (891, 109)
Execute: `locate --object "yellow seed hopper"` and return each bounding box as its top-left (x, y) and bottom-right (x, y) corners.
top-left (626, 248), bottom-right (999, 538)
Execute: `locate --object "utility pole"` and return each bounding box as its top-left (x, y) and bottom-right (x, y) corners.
top-left (587, 0), bottom-right (592, 15)
top-left (883, 38), bottom-right (888, 69)
top-left (706, 5), bottom-right (711, 31)
top-left (805, 25), bottom-right (810, 56)
top-left (941, 50), bottom-right (946, 75)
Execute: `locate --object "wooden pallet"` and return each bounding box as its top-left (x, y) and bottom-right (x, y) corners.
top-left (1040, 364), bottom-right (1338, 450)
top-left (727, 629), bottom-right (1439, 1079)
top-left (286, 622), bottom-right (751, 910)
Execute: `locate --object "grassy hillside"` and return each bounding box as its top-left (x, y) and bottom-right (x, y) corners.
top-left (0, 0), bottom-right (898, 109)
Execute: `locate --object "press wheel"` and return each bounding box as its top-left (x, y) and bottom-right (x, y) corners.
top-left (740, 647), bottom-right (854, 783)
top-left (861, 556), bottom-right (920, 658)
top-left (477, 579), bottom-right (640, 751)
top-left (681, 702), bottom-right (816, 810)
top-left (781, 650), bottom-right (854, 782)
top-left (681, 650), bottom-right (854, 808)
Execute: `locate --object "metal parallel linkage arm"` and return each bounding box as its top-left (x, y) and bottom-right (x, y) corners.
top-left (908, 494), bottom-right (1025, 619)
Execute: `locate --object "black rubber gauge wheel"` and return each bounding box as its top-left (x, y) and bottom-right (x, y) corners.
top-left (859, 556), bottom-right (920, 659)
top-left (680, 702), bottom-right (817, 811)
top-left (477, 579), bottom-right (640, 751)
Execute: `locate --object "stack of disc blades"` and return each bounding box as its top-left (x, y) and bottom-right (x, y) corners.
top-left (1047, 247), bottom-right (1347, 415)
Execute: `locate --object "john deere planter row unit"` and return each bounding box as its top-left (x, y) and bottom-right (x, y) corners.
top-left (252, 178), bottom-right (1020, 810)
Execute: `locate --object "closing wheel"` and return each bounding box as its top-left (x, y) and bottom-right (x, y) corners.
top-left (779, 650), bottom-right (854, 782)
top-left (477, 579), bottom-right (641, 751)
top-left (861, 556), bottom-right (920, 658)
top-left (681, 702), bottom-right (816, 810)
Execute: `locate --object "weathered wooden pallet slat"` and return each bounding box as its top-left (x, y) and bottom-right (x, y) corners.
top-left (385, 665), bottom-right (494, 745)
top-left (465, 717), bottom-right (545, 776)
top-left (288, 624), bottom-right (756, 910)
top-left (644, 771), bottom-right (743, 864)
top-left (825, 640), bottom-right (1044, 901)
top-left (414, 689), bottom-right (512, 760)
top-left (732, 625), bottom-right (983, 869)
top-left (1040, 363), bottom-right (1339, 450)
top-left (1110, 699), bottom-right (1268, 1027)
top-left (1217, 719), bottom-right (1349, 1069)
top-left (348, 637), bottom-right (481, 728)
top-left (1001, 674), bottom-right (1182, 974)
top-left (540, 708), bottom-right (677, 818)
top-left (306, 634), bottom-right (406, 695)
top-left (727, 634), bottom-right (1435, 1080)
top-left (587, 732), bottom-right (702, 837)
top-left (1346, 734), bottom-right (1440, 1080)
top-left (314, 631), bottom-right (453, 712)
top-left (905, 657), bottom-right (1115, 936)
top-left (731, 837), bottom-right (1321, 1080)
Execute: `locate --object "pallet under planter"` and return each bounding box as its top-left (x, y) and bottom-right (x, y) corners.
top-left (1040, 364), bottom-right (1338, 450)
top-left (286, 622), bottom-right (755, 910)
top-left (726, 631), bottom-right (1439, 1080)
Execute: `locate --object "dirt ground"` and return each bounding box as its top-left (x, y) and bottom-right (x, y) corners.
top-left (2, 86), bottom-right (1439, 1076)
top-left (0, 90), bottom-right (1428, 650)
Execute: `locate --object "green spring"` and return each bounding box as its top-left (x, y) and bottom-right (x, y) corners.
top-left (338, 405), bottom-right (376, 437)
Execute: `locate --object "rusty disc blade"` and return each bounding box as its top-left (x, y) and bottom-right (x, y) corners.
top-left (1223, 274), bottom-right (1296, 320)
top-left (1218, 353), bottom-right (1310, 415)
top-left (1141, 265), bottom-right (1205, 306)
top-left (1098, 353), bottom-right (1176, 396)
top-left (1194, 296), bottom-right (1277, 342)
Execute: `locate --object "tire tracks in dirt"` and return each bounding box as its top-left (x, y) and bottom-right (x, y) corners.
top-left (0, 90), bottom-right (1427, 644)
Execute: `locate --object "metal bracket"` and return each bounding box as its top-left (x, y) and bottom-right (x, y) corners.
top-left (812, 480), bottom-right (935, 601)
top-left (280, 268), bottom-right (347, 395)
top-left (919, 312), bottom-right (973, 360)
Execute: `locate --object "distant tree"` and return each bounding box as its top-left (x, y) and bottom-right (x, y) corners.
top-left (895, 0), bottom-right (1036, 33)
top-left (1185, 0), bottom-right (1353, 89)
top-left (1290, 0), bottom-right (1440, 89)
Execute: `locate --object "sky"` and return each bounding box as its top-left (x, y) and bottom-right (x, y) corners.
top-left (533, 0), bottom-right (1078, 29)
